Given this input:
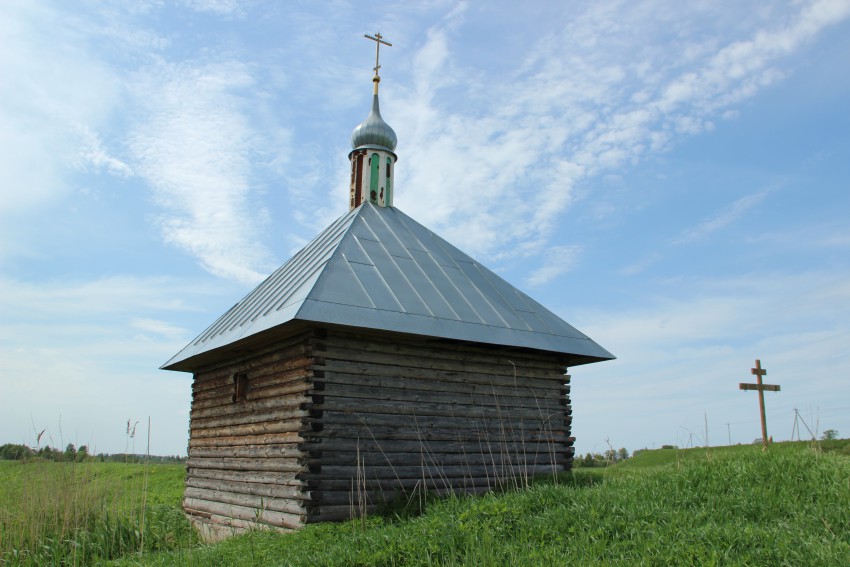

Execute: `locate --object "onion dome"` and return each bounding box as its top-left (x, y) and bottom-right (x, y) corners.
top-left (350, 91), bottom-right (397, 152)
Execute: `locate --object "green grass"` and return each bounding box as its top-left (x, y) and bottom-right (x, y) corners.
top-left (0, 459), bottom-right (195, 566)
top-left (577, 438), bottom-right (850, 475)
top-left (119, 443), bottom-right (849, 566)
top-left (3, 443), bottom-right (848, 565)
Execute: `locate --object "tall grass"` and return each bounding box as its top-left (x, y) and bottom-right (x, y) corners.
top-left (119, 443), bottom-right (850, 566)
top-left (0, 460), bottom-right (195, 566)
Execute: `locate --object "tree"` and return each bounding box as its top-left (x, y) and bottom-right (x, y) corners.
top-left (76, 445), bottom-right (89, 462)
top-left (821, 429), bottom-right (839, 440)
top-left (64, 443), bottom-right (77, 461)
top-left (0, 443), bottom-right (33, 460)
top-left (618, 447), bottom-right (629, 461)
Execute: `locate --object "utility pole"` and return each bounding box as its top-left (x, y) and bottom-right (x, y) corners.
top-left (739, 359), bottom-right (781, 449)
top-left (791, 408), bottom-right (799, 441)
top-left (727, 422), bottom-right (731, 446)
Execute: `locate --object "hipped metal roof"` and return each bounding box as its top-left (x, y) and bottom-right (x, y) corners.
top-left (162, 203), bottom-right (614, 371)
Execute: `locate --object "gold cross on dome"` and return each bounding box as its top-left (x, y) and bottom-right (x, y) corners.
top-left (365, 33), bottom-right (392, 77)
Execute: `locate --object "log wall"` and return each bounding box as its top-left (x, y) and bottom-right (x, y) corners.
top-left (184, 326), bottom-right (574, 534)
top-left (184, 331), bottom-right (320, 535)
top-left (304, 328), bottom-right (574, 523)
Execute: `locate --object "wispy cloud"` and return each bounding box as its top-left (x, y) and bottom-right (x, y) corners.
top-left (674, 183), bottom-right (780, 244)
top-left (621, 252), bottom-right (663, 276)
top-left (180, 0), bottom-right (246, 17)
top-left (0, 2), bottom-right (123, 215)
top-left (525, 245), bottom-right (582, 287)
top-left (73, 124), bottom-right (133, 177)
top-left (388, 1), bottom-right (850, 278)
top-left (129, 60), bottom-right (284, 285)
top-left (131, 318), bottom-right (189, 341)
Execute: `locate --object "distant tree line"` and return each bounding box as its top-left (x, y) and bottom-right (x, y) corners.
top-left (0, 442), bottom-right (186, 463)
top-left (577, 447), bottom-right (630, 467)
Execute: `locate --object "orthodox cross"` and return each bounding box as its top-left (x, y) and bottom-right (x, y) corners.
top-left (739, 359), bottom-right (781, 449)
top-left (365, 33), bottom-right (392, 78)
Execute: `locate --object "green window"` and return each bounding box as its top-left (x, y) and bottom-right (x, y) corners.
top-left (370, 153), bottom-right (380, 204)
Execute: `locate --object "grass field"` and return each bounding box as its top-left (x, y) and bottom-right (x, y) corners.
top-left (2, 442), bottom-right (848, 565)
top-left (0, 460), bottom-right (194, 565)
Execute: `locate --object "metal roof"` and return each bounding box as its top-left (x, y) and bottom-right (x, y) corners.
top-left (162, 203), bottom-right (614, 371)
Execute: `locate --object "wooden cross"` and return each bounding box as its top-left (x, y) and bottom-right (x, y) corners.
top-left (365, 33), bottom-right (392, 78)
top-left (739, 359), bottom-right (781, 449)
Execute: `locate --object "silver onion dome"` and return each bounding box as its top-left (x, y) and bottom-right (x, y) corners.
top-left (351, 94), bottom-right (397, 151)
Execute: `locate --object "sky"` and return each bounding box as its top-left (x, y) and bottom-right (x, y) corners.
top-left (2, 0), bottom-right (849, 458)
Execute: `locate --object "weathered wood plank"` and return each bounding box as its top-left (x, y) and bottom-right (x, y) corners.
top-left (193, 356), bottom-right (311, 394)
top-left (188, 431), bottom-right (305, 448)
top-left (307, 463), bottom-right (563, 480)
top-left (183, 497), bottom-right (304, 529)
top-left (313, 380), bottom-right (566, 412)
top-left (189, 513), bottom-right (258, 533)
top-left (189, 443), bottom-right (304, 459)
top-left (184, 487), bottom-right (308, 516)
top-left (302, 424), bottom-right (568, 443)
top-left (188, 467), bottom-right (312, 486)
top-left (304, 439), bottom-right (569, 457)
top-left (191, 403), bottom-right (309, 428)
top-left (187, 456), bottom-right (306, 473)
top-left (310, 397), bottom-right (568, 421)
top-left (190, 418), bottom-right (306, 439)
top-left (315, 348), bottom-right (564, 381)
top-left (311, 412), bottom-right (567, 434)
top-left (301, 432), bottom-right (569, 454)
top-left (193, 334), bottom-right (313, 383)
top-left (316, 331), bottom-right (566, 372)
top-left (317, 362), bottom-right (567, 393)
top-left (314, 450), bottom-right (568, 468)
top-left (186, 476), bottom-right (316, 501)
top-left (315, 368), bottom-right (566, 400)
top-left (192, 367), bottom-right (313, 404)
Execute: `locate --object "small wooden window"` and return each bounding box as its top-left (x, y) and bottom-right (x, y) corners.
top-left (232, 372), bottom-right (248, 403)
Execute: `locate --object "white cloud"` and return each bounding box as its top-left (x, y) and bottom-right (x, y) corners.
top-left (180, 0), bottom-right (246, 16)
top-left (129, 60), bottom-right (283, 285)
top-left (73, 124), bottom-right (133, 177)
top-left (0, 2), bottom-right (124, 215)
top-left (387, 1), bottom-right (850, 270)
top-left (525, 245), bottom-right (582, 287)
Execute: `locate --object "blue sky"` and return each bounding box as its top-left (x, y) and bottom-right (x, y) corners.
top-left (2, 0), bottom-right (849, 457)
